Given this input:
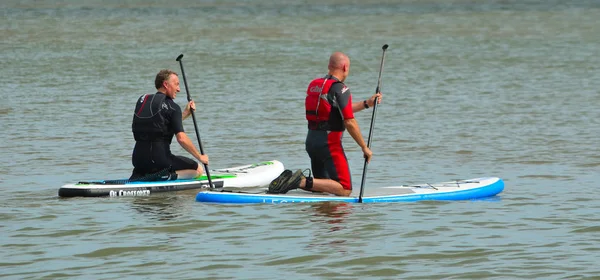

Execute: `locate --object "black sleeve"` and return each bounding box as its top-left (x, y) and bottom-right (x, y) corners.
top-left (329, 82), bottom-right (353, 111)
top-left (169, 101), bottom-right (185, 134)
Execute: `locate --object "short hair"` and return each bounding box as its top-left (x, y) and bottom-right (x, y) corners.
top-left (328, 52), bottom-right (350, 71)
top-left (155, 69), bottom-right (178, 89)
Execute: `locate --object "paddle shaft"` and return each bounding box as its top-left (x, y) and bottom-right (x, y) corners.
top-left (358, 44), bottom-right (388, 203)
top-left (175, 54), bottom-right (213, 188)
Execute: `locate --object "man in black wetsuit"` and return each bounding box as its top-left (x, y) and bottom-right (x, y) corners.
top-left (130, 69), bottom-right (208, 180)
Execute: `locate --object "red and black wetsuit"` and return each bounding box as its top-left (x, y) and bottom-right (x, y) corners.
top-left (305, 75), bottom-right (354, 190)
top-left (130, 92), bottom-right (198, 179)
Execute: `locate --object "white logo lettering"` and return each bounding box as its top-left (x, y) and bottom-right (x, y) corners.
top-left (309, 85), bottom-right (323, 93)
top-left (109, 189), bottom-right (151, 197)
top-left (341, 86), bottom-right (349, 94)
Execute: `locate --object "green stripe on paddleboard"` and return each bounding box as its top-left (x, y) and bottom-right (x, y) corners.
top-left (79, 161), bottom-right (274, 184)
top-left (195, 174), bottom-right (236, 180)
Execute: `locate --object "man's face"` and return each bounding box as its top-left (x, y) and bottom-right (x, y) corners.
top-left (341, 60), bottom-right (350, 82)
top-left (164, 74), bottom-right (180, 99)
top-left (345, 61), bottom-right (350, 78)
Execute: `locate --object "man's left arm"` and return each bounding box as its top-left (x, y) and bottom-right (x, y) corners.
top-left (182, 100), bottom-right (195, 120)
top-left (352, 92), bottom-right (382, 113)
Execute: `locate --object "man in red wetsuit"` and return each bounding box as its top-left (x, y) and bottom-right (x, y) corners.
top-left (269, 52), bottom-right (381, 196)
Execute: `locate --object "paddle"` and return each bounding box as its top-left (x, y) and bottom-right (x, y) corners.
top-left (358, 44), bottom-right (388, 203)
top-left (175, 54), bottom-right (213, 188)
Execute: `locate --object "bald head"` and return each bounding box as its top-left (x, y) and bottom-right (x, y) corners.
top-left (328, 52), bottom-right (350, 71)
top-left (327, 52), bottom-right (350, 82)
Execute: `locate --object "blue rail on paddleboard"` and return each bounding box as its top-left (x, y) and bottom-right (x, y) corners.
top-left (196, 178), bottom-right (505, 204)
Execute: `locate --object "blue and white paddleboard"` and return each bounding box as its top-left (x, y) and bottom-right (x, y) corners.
top-left (58, 160), bottom-right (284, 197)
top-left (196, 177), bottom-right (504, 204)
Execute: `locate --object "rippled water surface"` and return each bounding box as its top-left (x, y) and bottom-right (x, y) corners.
top-left (2, 0), bottom-right (600, 279)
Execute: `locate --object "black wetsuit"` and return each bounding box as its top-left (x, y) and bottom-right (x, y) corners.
top-left (130, 92), bottom-right (197, 179)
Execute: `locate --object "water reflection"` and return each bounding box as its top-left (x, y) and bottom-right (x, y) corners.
top-left (309, 202), bottom-right (353, 232)
top-left (306, 202), bottom-right (354, 251)
top-left (127, 191), bottom-right (196, 221)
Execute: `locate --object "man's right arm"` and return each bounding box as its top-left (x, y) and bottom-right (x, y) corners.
top-left (332, 83), bottom-right (374, 163)
top-left (176, 132), bottom-right (209, 165)
top-left (169, 101), bottom-right (209, 165)
top-left (344, 118), bottom-right (372, 163)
